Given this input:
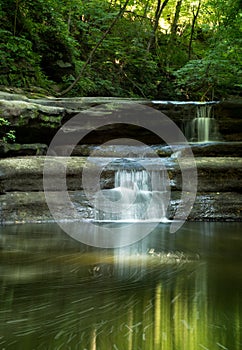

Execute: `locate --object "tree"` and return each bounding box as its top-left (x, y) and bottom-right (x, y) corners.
top-left (59, 0), bottom-right (130, 96)
top-left (175, 0), bottom-right (242, 99)
top-left (0, 0), bottom-right (240, 99)
top-left (146, 0), bottom-right (170, 52)
top-left (188, 0), bottom-right (201, 59)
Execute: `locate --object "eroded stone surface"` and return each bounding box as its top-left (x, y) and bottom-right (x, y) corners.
top-left (1, 91), bottom-right (241, 144)
top-left (0, 92), bottom-right (241, 224)
top-left (0, 156), bottom-right (241, 224)
top-left (0, 156), bottom-right (241, 193)
top-left (0, 190), bottom-right (241, 224)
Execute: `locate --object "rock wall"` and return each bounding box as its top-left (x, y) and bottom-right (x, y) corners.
top-left (214, 101), bottom-right (242, 141)
top-left (1, 92), bottom-right (242, 147)
top-left (0, 156), bottom-right (241, 223)
top-left (0, 92), bottom-right (242, 224)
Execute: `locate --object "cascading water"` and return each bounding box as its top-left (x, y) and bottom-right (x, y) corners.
top-left (195, 104), bottom-right (213, 142)
top-left (184, 102), bottom-right (220, 142)
top-left (94, 164), bottom-right (169, 222)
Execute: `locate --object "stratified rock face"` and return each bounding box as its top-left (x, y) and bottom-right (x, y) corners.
top-left (1, 190), bottom-right (241, 224)
top-left (214, 101), bottom-right (242, 141)
top-left (1, 156), bottom-right (241, 193)
top-left (1, 142), bottom-right (242, 158)
top-left (0, 156), bottom-right (241, 223)
top-left (0, 143), bottom-right (47, 157)
top-left (0, 157), bottom-right (88, 192)
top-left (1, 91), bottom-right (241, 144)
top-left (0, 92), bottom-right (241, 224)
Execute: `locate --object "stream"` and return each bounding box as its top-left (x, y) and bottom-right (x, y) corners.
top-left (0, 222), bottom-right (241, 350)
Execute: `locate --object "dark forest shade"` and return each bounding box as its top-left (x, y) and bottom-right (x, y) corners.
top-left (0, 0), bottom-right (241, 100)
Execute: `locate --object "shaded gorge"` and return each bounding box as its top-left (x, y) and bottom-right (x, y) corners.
top-left (0, 93), bottom-right (242, 349)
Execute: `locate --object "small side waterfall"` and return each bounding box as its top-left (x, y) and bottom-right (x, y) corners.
top-left (94, 167), bottom-right (169, 222)
top-left (184, 103), bottom-right (220, 142)
top-left (195, 105), bottom-right (213, 142)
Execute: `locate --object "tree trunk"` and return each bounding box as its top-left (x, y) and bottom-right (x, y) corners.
top-left (143, 0), bottom-right (150, 18)
top-left (188, 0), bottom-right (201, 59)
top-left (146, 0), bottom-right (170, 52)
top-left (59, 0), bottom-right (130, 96)
top-left (13, 0), bottom-right (20, 36)
top-left (166, 0), bottom-right (183, 67)
top-left (171, 0), bottom-right (183, 37)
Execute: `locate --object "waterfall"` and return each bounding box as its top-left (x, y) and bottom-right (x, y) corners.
top-left (194, 105), bottom-right (214, 142)
top-left (184, 103), bottom-right (220, 142)
top-left (94, 168), bottom-right (169, 222)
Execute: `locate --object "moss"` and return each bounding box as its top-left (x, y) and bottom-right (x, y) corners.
top-left (40, 114), bottom-right (62, 127)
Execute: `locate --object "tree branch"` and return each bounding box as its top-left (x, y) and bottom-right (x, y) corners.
top-left (146, 0), bottom-right (170, 52)
top-left (188, 0), bottom-right (201, 59)
top-left (59, 0), bottom-right (130, 96)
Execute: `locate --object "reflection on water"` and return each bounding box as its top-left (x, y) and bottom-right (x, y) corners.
top-left (0, 222), bottom-right (241, 350)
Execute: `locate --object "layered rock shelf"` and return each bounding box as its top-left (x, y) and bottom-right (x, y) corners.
top-left (0, 156), bottom-right (241, 223)
top-left (0, 92), bottom-right (241, 224)
top-left (1, 92), bottom-right (242, 144)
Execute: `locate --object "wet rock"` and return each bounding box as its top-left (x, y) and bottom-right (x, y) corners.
top-left (0, 191), bottom-right (93, 224)
top-left (169, 191), bottom-right (242, 221)
top-left (214, 100), bottom-right (242, 141)
top-left (0, 156), bottom-right (241, 193)
top-left (0, 190), bottom-right (241, 225)
top-left (48, 142), bottom-right (242, 158)
top-left (170, 157), bottom-right (242, 192)
top-left (1, 142), bottom-right (241, 158)
top-left (0, 91), bottom-right (241, 144)
top-left (189, 142), bottom-right (242, 157)
top-left (0, 143), bottom-right (47, 157)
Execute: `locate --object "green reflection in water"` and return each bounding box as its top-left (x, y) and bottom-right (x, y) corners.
top-left (0, 222), bottom-right (241, 350)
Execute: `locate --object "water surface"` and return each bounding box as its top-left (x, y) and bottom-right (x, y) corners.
top-left (0, 222), bottom-right (241, 350)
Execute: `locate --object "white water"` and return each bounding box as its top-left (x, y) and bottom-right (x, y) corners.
top-left (195, 105), bottom-right (213, 142)
top-left (185, 104), bottom-right (220, 142)
top-left (95, 168), bottom-right (169, 222)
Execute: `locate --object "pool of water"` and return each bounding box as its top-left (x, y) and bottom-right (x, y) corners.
top-left (0, 222), bottom-right (241, 350)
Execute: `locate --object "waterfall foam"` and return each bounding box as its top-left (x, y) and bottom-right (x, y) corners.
top-left (184, 103), bottom-right (220, 142)
top-left (94, 167), bottom-right (169, 223)
top-left (194, 105), bottom-right (214, 142)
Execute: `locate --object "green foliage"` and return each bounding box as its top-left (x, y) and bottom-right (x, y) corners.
top-left (0, 118), bottom-right (16, 144)
top-left (174, 0), bottom-right (242, 99)
top-left (0, 0), bottom-right (241, 99)
top-left (0, 29), bottom-right (47, 87)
